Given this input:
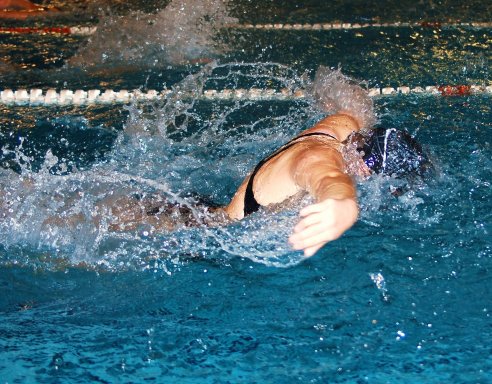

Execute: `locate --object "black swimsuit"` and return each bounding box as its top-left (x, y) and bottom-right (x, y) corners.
top-left (243, 132), bottom-right (338, 216)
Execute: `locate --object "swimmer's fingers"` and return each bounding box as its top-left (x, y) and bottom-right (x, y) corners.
top-left (289, 220), bottom-right (338, 256)
top-left (291, 201), bottom-right (331, 237)
top-left (292, 209), bottom-right (323, 233)
top-left (303, 243), bottom-right (326, 258)
top-left (298, 201), bottom-right (326, 217)
top-left (289, 204), bottom-right (331, 249)
top-left (289, 235), bottom-right (327, 258)
top-left (289, 198), bottom-right (358, 257)
top-left (290, 214), bottom-right (332, 244)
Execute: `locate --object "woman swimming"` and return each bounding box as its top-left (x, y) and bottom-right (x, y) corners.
top-left (103, 67), bottom-right (431, 257)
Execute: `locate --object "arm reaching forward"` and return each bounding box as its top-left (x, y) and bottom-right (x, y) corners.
top-left (288, 145), bottom-right (359, 257)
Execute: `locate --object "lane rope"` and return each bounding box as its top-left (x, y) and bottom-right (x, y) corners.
top-left (0, 21), bottom-right (490, 36)
top-left (228, 21), bottom-right (492, 30)
top-left (0, 26), bottom-right (96, 36)
top-left (0, 85), bottom-right (490, 106)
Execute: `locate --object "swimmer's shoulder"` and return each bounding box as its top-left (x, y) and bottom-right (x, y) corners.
top-left (302, 113), bottom-right (360, 142)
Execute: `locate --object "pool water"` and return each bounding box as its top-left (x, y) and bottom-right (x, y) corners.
top-left (1, 0), bottom-right (491, 382)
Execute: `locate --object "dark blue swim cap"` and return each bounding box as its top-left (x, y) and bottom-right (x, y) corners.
top-left (360, 128), bottom-right (431, 177)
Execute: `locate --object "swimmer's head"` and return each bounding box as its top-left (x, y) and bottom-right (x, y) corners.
top-left (358, 128), bottom-right (432, 177)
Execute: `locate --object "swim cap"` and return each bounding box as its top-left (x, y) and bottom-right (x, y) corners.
top-left (360, 128), bottom-right (432, 177)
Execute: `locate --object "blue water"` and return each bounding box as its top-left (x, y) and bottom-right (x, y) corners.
top-left (1, 1), bottom-right (491, 382)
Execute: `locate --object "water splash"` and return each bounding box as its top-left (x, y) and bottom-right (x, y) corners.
top-left (0, 62), bottom-right (312, 270)
top-left (206, 208), bottom-right (308, 267)
top-left (68, 0), bottom-right (237, 68)
top-left (307, 66), bottom-right (376, 132)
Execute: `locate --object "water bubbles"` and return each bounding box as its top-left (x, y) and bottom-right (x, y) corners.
top-left (369, 272), bottom-right (390, 302)
top-left (396, 330), bottom-right (406, 340)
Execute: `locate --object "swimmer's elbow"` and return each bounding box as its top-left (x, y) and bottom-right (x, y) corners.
top-left (312, 173), bottom-right (357, 202)
top-left (224, 202), bottom-right (244, 221)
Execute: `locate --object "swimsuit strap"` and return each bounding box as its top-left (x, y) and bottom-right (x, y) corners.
top-left (243, 132), bottom-right (338, 216)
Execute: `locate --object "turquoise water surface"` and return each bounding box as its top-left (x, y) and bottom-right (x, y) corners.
top-left (0, 1), bottom-right (491, 382)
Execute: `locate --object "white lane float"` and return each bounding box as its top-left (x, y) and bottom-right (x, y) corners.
top-left (0, 85), bottom-right (490, 106)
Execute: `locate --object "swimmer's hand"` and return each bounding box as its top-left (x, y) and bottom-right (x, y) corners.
top-left (288, 198), bottom-right (358, 258)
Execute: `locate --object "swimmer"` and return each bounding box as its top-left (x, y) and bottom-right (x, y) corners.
top-left (224, 70), bottom-right (430, 256)
top-left (104, 67), bottom-right (431, 257)
top-left (0, 0), bottom-right (59, 19)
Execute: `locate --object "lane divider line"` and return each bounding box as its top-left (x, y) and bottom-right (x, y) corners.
top-left (0, 85), bottom-right (490, 106)
top-left (0, 26), bottom-right (96, 36)
top-left (0, 21), bottom-right (490, 36)
top-left (228, 21), bottom-right (492, 31)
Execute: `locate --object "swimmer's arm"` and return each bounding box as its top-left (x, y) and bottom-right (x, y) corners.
top-left (224, 178), bottom-right (248, 220)
top-left (288, 147), bottom-right (358, 257)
